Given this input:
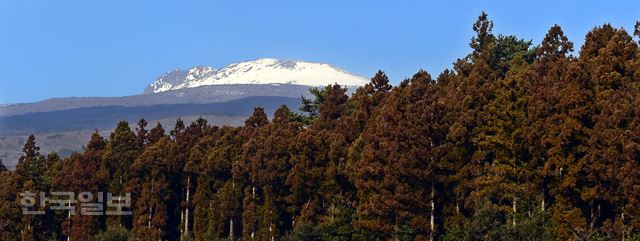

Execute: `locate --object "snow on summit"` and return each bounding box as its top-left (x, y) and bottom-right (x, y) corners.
top-left (144, 58), bottom-right (369, 93)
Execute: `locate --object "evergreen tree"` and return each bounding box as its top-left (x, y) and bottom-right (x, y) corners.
top-left (147, 122), bottom-right (166, 145)
top-left (14, 135), bottom-right (49, 241)
top-left (354, 70), bottom-right (443, 240)
top-left (136, 118), bottom-right (149, 148)
top-left (99, 121), bottom-right (141, 229)
top-left (236, 108), bottom-right (271, 240)
top-left (240, 105), bottom-right (301, 239)
top-left (179, 117), bottom-right (214, 240)
top-left (0, 162), bottom-right (20, 241)
top-left (578, 26), bottom-right (639, 239)
top-left (287, 84), bottom-right (351, 231)
top-left (53, 131), bottom-right (106, 240)
top-left (130, 137), bottom-right (174, 240)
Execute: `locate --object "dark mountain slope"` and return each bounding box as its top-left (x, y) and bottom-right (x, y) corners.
top-left (0, 96), bottom-right (300, 134)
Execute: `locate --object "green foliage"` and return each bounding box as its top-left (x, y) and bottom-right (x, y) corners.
top-left (316, 204), bottom-right (374, 241)
top-left (299, 84), bottom-right (349, 124)
top-left (282, 223), bottom-right (322, 241)
top-left (300, 85), bottom-right (332, 118)
top-left (92, 226), bottom-right (131, 241)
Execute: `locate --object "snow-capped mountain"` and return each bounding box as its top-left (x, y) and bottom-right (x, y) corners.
top-left (144, 58), bottom-right (369, 94)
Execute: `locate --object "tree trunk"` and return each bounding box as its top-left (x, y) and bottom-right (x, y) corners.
top-left (512, 198), bottom-right (517, 226)
top-left (589, 201), bottom-right (601, 229)
top-left (270, 225), bottom-right (274, 241)
top-left (229, 218), bottom-right (234, 240)
top-left (149, 205), bottom-right (153, 228)
top-left (185, 176), bottom-right (190, 237)
top-left (180, 210), bottom-right (184, 241)
top-left (251, 186), bottom-right (256, 239)
top-left (68, 199), bottom-right (71, 241)
top-left (430, 183), bottom-right (435, 241)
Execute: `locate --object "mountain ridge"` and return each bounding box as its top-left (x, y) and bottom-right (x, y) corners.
top-left (0, 84), bottom-right (324, 117)
top-left (144, 58), bottom-right (369, 93)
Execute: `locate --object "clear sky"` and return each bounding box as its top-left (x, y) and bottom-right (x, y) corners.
top-left (0, 0), bottom-right (638, 103)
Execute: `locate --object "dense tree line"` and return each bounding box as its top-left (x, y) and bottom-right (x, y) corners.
top-left (1, 13), bottom-right (639, 241)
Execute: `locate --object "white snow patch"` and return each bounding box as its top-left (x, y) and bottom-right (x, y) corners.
top-left (148, 58), bottom-right (369, 93)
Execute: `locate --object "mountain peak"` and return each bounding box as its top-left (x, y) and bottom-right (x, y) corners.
top-left (144, 58), bottom-right (368, 94)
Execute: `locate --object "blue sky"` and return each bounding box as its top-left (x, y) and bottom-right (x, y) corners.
top-left (0, 0), bottom-right (638, 103)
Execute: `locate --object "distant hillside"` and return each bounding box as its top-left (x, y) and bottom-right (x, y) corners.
top-left (0, 84), bottom-right (316, 117)
top-left (0, 96), bottom-right (300, 135)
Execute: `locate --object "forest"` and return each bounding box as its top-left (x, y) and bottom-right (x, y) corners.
top-left (1, 13), bottom-right (639, 241)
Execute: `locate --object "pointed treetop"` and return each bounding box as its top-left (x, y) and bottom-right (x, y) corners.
top-left (245, 107), bottom-right (269, 128)
top-left (634, 20), bottom-right (640, 41)
top-left (111, 121), bottom-right (134, 140)
top-left (370, 70), bottom-right (392, 93)
top-left (580, 24), bottom-right (617, 58)
top-left (137, 118), bottom-right (148, 130)
top-left (154, 121), bottom-right (164, 130)
top-left (21, 134), bottom-right (40, 158)
top-left (136, 118), bottom-right (149, 146)
top-left (171, 117), bottom-right (185, 138)
top-left (16, 134), bottom-right (44, 180)
top-left (273, 105), bottom-right (292, 124)
top-left (86, 130), bottom-right (106, 151)
top-left (148, 122), bottom-right (166, 144)
top-left (194, 117), bottom-right (209, 131)
top-left (470, 11), bottom-right (495, 54)
top-left (537, 24), bottom-right (573, 61)
top-left (114, 121), bottom-right (131, 133)
top-left (318, 84), bottom-right (348, 122)
top-left (410, 69), bottom-right (433, 85)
